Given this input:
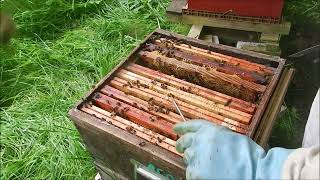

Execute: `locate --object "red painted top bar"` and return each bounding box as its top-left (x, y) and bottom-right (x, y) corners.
top-left (187, 0), bottom-right (284, 18)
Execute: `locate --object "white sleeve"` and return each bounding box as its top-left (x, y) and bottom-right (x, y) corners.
top-left (302, 89), bottom-right (319, 148)
top-left (282, 146), bottom-right (320, 179)
top-left (282, 89), bottom-right (320, 179)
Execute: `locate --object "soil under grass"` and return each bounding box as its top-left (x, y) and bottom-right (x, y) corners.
top-left (1, 0), bottom-right (319, 179)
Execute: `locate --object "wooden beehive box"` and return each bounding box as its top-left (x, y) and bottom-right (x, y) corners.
top-left (69, 29), bottom-right (287, 179)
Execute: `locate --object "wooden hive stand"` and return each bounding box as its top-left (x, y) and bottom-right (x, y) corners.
top-left (167, 0), bottom-right (291, 56)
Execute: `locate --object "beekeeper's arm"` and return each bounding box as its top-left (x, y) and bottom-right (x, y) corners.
top-left (174, 90), bottom-right (319, 180)
top-left (282, 88), bottom-right (319, 179)
top-left (174, 120), bottom-right (319, 179)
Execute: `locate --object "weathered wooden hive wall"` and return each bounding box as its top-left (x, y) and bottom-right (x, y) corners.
top-left (69, 29), bottom-right (285, 179)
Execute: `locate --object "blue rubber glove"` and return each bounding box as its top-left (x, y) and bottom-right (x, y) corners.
top-left (174, 120), bottom-right (294, 180)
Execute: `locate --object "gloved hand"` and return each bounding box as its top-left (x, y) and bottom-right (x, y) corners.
top-left (174, 120), bottom-right (293, 180)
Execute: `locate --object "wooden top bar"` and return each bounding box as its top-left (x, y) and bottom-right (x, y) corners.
top-left (127, 63), bottom-right (256, 114)
top-left (138, 50), bottom-right (266, 102)
top-left (111, 77), bottom-right (248, 133)
top-left (81, 106), bottom-right (181, 155)
top-left (92, 92), bottom-right (177, 140)
top-left (117, 69), bottom-right (252, 124)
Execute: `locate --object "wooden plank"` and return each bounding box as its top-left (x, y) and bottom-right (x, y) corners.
top-left (89, 105), bottom-right (176, 146)
top-left (118, 71), bottom-right (251, 124)
top-left (236, 41), bottom-right (281, 56)
top-left (155, 39), bottom-right (274, 75)
top-left (139, 49), bottom-right (268, 91)
top-left (155, 29), bottom-right (284, 64)
top-left (69, 109), bottom-right (186, 179)
top-left (145, 43), bottom-right (268, 84)
top-left (260, 33), bottom-right (280, 43)
top-left (254, 68), bottom-right (295, 148)
top-left (92, 92), bottom-right (177, 140)
top-left (81, 107), bottom-right (175, 147)
top-left (187, 24), bottom-right (203, 39)
top-left (138, 50), bottom-right (266, 102)
top-left (101, 85), bottom-right (182, 124)
top-left (166, 0), bottom-right (187, 14)
top-left (203, 34), bottom-right (213, 43)
top-left (126, 63), bottom-right (256, 114)
top-left (166, 9), bottom-right (291, 35)
top-left (118, 69), bottom-right (252, 124)
top-left (81, 106), bottom-right (180, 156)
top-left (112, 77), bottom-right (248, 130)
top-left (111, 77), bottom-right (248, 132)
top-left (110, 77), bottom-right (248, 133)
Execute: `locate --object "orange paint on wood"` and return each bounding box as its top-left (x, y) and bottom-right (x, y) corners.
top-left (110, 78), bottom-right (247, 134)
top-left (127, 63), bottom-right (256, 114)
top-left (144, 43), bottom-right (267, 84)
top-left (92, 92), bottom-right (177, 140)
top-left (138, 50), bottom-right (265, 102)
top-left (81, 106), bottom-right (180, 155)
top-left (117, 69), bottom-right (252, 124)
top-left (101, 85), bottom-right (182, 124)
top-left (155, 39), bottom-right (274, 75)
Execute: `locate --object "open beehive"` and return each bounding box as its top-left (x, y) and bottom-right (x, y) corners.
top-left (69, 29), bottom-right (285, 179)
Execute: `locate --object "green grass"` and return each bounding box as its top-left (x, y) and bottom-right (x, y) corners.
top-left (1, 0), bottom-right (188, 179)
top-left (284, 0), bottom-right (320, 24)
top-left (274, 107), bottom-right (299, 139)
top-left (1, 0), bottom-right (318, 179)
top-left (270, 106), bottom-right (300, 148)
